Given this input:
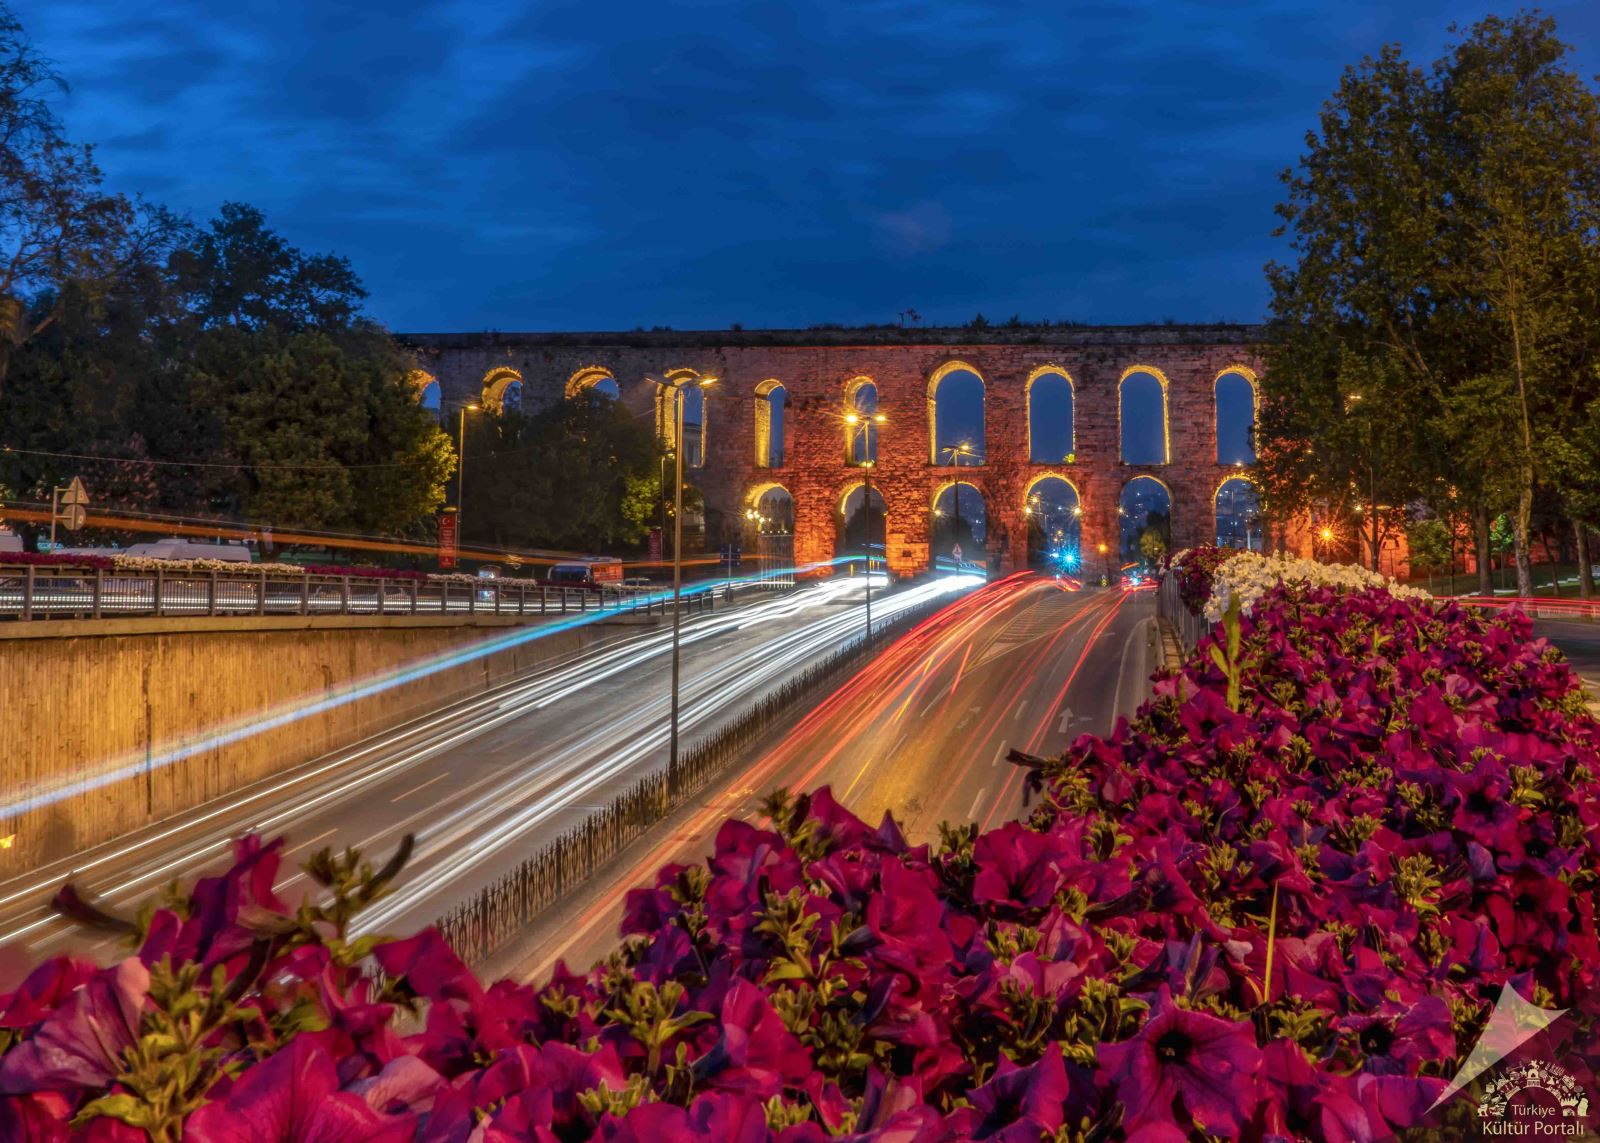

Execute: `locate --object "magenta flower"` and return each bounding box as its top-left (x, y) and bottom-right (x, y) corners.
top-left (183, 1037), bottom-right (417, 1142)
top-left (0, 959), bottom-right (147, 1095)
top-left (1098, 987), bottom-right (1262, 1136)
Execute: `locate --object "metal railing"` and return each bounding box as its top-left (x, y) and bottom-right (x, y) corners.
top-left (0, 565), bottom-right (713, 623)
top-left (432, 589), bottom-right (958, 965)
top-left (1156, 571), bottom-right (1213, 655)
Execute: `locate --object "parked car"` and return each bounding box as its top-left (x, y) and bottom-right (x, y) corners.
top-left (546, 557), bottom-right (624, 589)
top-left (123, 539), bottom-right (253, 563)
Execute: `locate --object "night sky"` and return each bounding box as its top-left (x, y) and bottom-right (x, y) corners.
top-left (23, 1), bottom-right (1600, 333)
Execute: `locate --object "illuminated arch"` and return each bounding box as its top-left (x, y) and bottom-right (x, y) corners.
top-left (844, 376), bottom-right (879, 465)
top-left (1024, 470), bottom-right (1082, 503)
top-left (482, 367), bottom-right (524, 415)
top-left (745, 481), bottom-right (794, 534)
top-left (931, 480), bottom-right (987, 563)
top-left (1026, 366), bottom-right (1076, 464)
top-left (754, 379), bottom-right (787, 469)
top-left (409, 370), bottom-right (441, 415)
top-left (1024, 473), bottom-right (1083, 570)
top-left (1119, 474), bottom-right (1173, 564)
top-left (1214, 365), bottom-right (1259, 466)
top-left (1118, 365), bottom-right (1170, 465)
top-left (655, 368), bottom-right (711, 466)
top-left (837, 480), bottom-right (887, 570)
top-left (1214, 474), bottom-right (1264, 551)
top-left (566, 366), bottom-right (618, 401)
top-left (927, 361), bottom-right (986, 465)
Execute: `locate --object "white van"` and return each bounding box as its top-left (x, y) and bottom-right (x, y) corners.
top-left (123, 539), bottom-right (253, 563)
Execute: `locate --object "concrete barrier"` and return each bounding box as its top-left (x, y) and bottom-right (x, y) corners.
top-left (0, 611), bottom-right (654, 875)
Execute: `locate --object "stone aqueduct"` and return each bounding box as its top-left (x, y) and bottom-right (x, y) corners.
top-left (401, 325), bottom-right (1268, 577)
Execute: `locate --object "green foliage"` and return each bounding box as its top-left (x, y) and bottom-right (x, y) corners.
top-left (1404, 518), bottom-right (1453, 574)
top-left (0, 199), bottom-right (452, 539)
top-left (1263, 13), bottom-right (1600, 585)
top-left (463, 395), bottom-right (663, 551)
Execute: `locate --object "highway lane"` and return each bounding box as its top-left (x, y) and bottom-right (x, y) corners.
top-left (0, 573), bottom-right (978, 959)
top-left (497, 578), bottom-right (1158, 982)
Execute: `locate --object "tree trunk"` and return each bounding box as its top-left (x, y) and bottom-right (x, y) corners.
top-left (1578, 524), bottom-right (1593, 601)
top-left (1514, 474), bottom-right (1534, 598)
top-left (1474, 504), bottom-right (1493, 596)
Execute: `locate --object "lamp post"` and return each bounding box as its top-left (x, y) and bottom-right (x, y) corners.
top-left (846, 411), bottom-right (887, 641)
top-left (669, 375), bottom-right (717, 778)
top-left (1097, 541), bottom-right (1109, 587)
top-left (456, 403), bottom-right (481, 537)
top-left (939, 442), bottom-right (976, 569)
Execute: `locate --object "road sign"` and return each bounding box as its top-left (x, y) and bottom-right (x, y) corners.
top-left (648, 528), bottom-right (663, 561)
top-left (62, 477), bottom-right (88, 506)
top-left (63, 504), bottom-right (87, 531)
top-left (438, 513), bottom-right (458, 569)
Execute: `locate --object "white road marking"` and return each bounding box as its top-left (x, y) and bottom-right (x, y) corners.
top-left (993, 742), bottom-right (1009, 765)
top-left (968, 786), bottom-right (988, 819)
top-left (390, 772), bottom-right (448, 803)
top-left (1013, 698), bottom-right (1029, 721)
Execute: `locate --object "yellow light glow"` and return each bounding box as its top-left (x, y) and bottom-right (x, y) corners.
top-left (1319, 526), bottom-right (1334, 542)
top-left (844, 413), bottom-right (859, 425)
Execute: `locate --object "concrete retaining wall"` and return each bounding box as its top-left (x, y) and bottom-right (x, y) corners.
top-left (0, 612), bottom-right (648, 875)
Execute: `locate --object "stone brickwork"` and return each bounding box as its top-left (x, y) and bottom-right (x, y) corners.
top-left (401, 326), bottom-right (1266, 577)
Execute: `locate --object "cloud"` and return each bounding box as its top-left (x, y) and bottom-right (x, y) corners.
top-left (16, 0), bottom-right (1600, 330)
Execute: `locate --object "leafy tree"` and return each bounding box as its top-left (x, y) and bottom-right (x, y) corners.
top-left (1405, 518), bottom-right (1452, 578)
top-left (0, 8), bottom-right (156, 391)
top-left (1263, 14), bottom-right (1600, 592)
top-left (1138, 526), bottom-right (1167, 566)
top-left (463, 395), bottom-right (662, 552)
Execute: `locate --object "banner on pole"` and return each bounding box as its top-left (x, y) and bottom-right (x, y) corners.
top-left (438, 513), bottom-right (458, 569)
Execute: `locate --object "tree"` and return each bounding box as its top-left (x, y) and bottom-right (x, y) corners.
top-left (0, 7), bottom-right (148, 391)
top-left (1433, 13), bottom-right (1600, 597)
top-left (1262, 15), bottom-right (1600, 591)
top-left (463, 395), bottom-right (662, 552)
top-left (1138, 526), bottom-right (1167, 566)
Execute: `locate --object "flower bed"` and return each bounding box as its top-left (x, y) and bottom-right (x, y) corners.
top-left (0, 552), bottom-right (526, 585)
top-left (1171, 544), bottom-right (1430, 621)
top-left (1, 562), bottom-right (1595, 1140)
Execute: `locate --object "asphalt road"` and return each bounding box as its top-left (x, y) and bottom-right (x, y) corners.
top-left (0, 573), bottom-right (978, 961)
top-left (493, 579), bottom-right (1159, 982)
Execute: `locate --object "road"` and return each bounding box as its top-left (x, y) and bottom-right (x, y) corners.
top-left (0, 573), bottom-right (977, 960)
top-left (494, 578), bottom-right (1158, 982)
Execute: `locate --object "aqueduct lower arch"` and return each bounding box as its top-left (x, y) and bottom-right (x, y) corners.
top-left (401, 325), bottom-right (1268, 576)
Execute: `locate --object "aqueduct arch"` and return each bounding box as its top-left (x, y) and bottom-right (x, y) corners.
top-left (400, 324), bottom-right (1267, 576)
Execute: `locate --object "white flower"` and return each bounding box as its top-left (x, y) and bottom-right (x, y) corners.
top-left (1201, 550), bottom-right (1431, 622)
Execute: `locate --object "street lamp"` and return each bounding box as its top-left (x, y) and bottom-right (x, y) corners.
top-left (1097, 541), bottom-right (1109, 586)
top-left (456, 403), bottom-right (482, 535)
top-left (846, 411), bottom-right (888, 641)
top-left (939, 441), bottom-right (976, 568)
top-left (669, 375), bottom-right (717, 778)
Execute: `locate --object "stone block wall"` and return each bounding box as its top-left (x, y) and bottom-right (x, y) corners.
top-left (402, 327), bottom-right (1267, 577)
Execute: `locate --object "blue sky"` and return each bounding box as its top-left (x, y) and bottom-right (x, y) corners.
top-left (22, 1), bottom-right (1600, 333)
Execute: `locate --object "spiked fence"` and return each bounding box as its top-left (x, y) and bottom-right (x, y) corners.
top-left (432, 593), bottom-right (952, 963)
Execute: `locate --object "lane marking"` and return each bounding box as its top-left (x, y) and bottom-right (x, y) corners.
top-left (967, 786), bottom-right (988, 820)
top-left (389, 772), bottom-right (449, 803)
top-left (1013, 698), bottom-right (1029, 721)
top-left (286, 828), bottom-right (336, 856)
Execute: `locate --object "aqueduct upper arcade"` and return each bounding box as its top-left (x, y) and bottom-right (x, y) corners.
top-left (401, 325), bottom-right (1266, 577)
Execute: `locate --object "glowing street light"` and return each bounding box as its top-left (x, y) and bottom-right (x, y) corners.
top-left (846, 411), bottom-right (888, 641)
top-left (455, 403), bottom-right (483, 538)
top-left (670, 375), bottom-right (717, 778)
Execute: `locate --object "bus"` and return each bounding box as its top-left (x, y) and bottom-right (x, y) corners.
top-left (545, 557), bottom-right (623, 588)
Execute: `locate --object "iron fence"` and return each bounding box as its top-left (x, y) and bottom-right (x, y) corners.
top-left (1156, 571), bottom-right (1213, 654)
top-left (0, 565), bottom-right (712, 623)
top-left (431, 591), bottom-right (952, 964)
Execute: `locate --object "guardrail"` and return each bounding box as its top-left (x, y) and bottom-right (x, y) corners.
top-left (1451, 595), bottom-right (1600, 623)
top-left (431, 589), bottom-right (959, 965)
top-left (0, 564), bottom-right (713, 623)
top-left (1156, 571), bottom-right (1213, 655)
